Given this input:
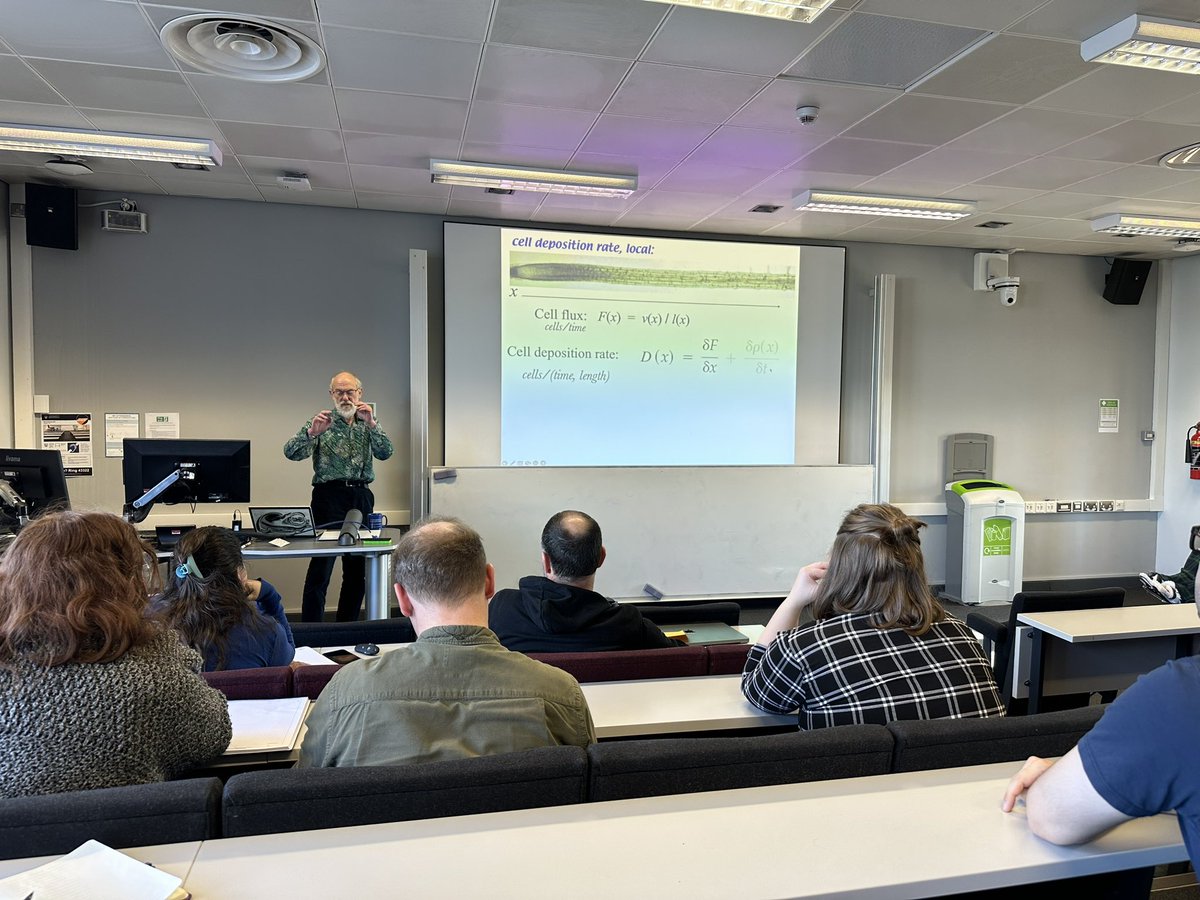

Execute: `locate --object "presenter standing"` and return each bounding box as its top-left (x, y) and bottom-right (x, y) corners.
top-left (284, 371), bottom-right (393, 622)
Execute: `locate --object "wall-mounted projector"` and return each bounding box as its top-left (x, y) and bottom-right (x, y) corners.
top-left (276, 174), bottom-right (312, 191)
top-left (100, 209), bottom-right (148, 234)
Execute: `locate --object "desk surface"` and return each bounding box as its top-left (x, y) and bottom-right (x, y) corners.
top-left (181, 761), bottom-right (1185, 900)
top-left (1018, 604), bottom-right (1200, 642)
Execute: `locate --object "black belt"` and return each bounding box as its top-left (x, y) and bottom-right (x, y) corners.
top-left (318, 479), bottom-right (369, 488)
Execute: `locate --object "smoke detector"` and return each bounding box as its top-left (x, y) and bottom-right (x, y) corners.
top-left (795, 105), bottom-right (820, 125)
top-left (160, 15), bottom-right (326, 82)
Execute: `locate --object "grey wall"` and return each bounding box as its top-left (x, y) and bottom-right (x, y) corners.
top-left (22, 192), bottom-right (1161, 602)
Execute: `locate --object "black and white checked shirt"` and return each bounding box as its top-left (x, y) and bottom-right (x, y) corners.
top-left (742, 612), bottom-right (1004, 730)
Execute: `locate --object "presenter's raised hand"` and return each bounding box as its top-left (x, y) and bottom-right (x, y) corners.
top-left (354, 402), bottom-right (376, 428)
top-left (308, 410), bottom-right (333, 439)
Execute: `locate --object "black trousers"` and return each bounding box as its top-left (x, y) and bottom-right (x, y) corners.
top-left (301, 482), bottom-right (374, 622)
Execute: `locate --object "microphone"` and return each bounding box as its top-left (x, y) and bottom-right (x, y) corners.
top-left (338, 508), bottom-right (364, 546)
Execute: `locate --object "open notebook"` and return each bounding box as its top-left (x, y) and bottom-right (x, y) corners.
top-left (225, 697), bottom-right (309, 754)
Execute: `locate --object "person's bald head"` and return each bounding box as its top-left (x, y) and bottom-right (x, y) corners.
top-left (394, 517), bottom-right (489, 608)
top-left (541, 510), bottom-right (603, 583)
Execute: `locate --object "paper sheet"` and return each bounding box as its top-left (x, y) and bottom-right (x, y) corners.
top-left (225, 697), bottom-right (309, 754)
top-left (292, 646), bottom-right (334, 666)
top-left (0, 840), bottom-right (181, 900)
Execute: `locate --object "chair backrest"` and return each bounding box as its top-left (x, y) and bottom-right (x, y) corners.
top-left (527, 646), bottom-right (708, 682)
top-left (222, 745), bottom-right (588, 837)
top-left (632, 601), bottom-right (741, 626)
top-left (291, 618), bottom-right (416, 648)
top-left (292, 663), bottom-right (341, 699)
top-left (0, 777), bottom-right (222, 860)
top-left (706, 642), bottom-right (752, 675)
top-left (996, 588), bottom-right (1126, 699)
top-left (887, 705), bottom-right (1106, 773)
top-left (587, 725), bottom-right (893, 802)
top-left (202, 665), bottom-right (293, 700)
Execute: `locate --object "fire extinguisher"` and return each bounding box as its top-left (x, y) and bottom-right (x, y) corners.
top-left (1189, 422), bottom-right (1200, 479)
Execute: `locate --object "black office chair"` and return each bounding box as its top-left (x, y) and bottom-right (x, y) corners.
top-left (966, 588), bottom-right (1125, 715)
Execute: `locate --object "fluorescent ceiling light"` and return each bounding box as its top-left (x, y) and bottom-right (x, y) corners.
top-left (794, 190), bottom-right (976, 220)
top-left (0, 124), bottom-right (221, 166)
top-left (1082, 14), bottom-right (1200, 74)
top-left (641, 0), bottom-right (836, 22)
top-left (1091, 213), bottom-right (1200, 237)
top-left (429, 160), bottom-right (636, 198)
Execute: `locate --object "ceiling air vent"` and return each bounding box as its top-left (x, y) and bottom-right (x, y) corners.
top-left (749, 204), bottom-right (782, 213)
top-left (975, 221), bottom-right (1011, 229)
top-left (161, 15), bottom-right (326, 83)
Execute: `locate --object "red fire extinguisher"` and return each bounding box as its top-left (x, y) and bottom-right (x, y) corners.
top-left (1189, 422), bottom-right (1200, 479)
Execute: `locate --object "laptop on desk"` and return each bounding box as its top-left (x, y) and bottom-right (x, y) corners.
top-left (249, 507), bottom-right (317, 539)
top-left (668, 622), bottom-right (750, 646)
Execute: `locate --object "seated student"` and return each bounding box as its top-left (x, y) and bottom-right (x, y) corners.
top-left (742, 503), bottom-right (1004, 729)
top-left (1002, 655), bottom-right (1200, 868)
top-left (0, 511), bottom-right (231, 798)
top-left (488, 510), bottom-right (684, 652)
top-left (1140, 533), bottom-right (1199, 603)
top-left (151, 526), bottom-right (295, 671)
top-left (300, 517), bottom-right (594, 768)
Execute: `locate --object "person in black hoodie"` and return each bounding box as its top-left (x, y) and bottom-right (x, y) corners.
top-left (488, 510), bottom-right (685, 653)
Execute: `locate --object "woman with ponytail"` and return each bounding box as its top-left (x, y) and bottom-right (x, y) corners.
top-left (742, 503), bottom-right (1003, 729)
top-left (152, 527), bottom-right (295, 671)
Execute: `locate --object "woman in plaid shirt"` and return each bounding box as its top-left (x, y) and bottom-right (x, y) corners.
top-left (742, 503), bottom-right (1004, 729)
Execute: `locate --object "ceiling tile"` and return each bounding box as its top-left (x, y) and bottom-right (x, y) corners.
top-left (855, 174), bottom-right (970, 197)
top-left (947, 107), bottom-right (1122, 155)
top-left (313, 0), bottom-right (492, 38)
top-left (133, 158), bottom-right (252, 184)
top-left (630, 189), bottom-right (732, 217)
top-left (1062, 164), bottom-right (1196, 198)
top-left (74, 172), bottom-right (167, 194)
top-left (356, 192), bottom-right (449, 214)
top-left (728, 79), bottom-right (897, 136)
top-left (793, 138), bottom-right (933, 176)
top-left (459, 142), bottom-right (575, 168)
top-left (853, 0), bottom-right (1047, 31)
top-left (150, 178), bottom-right (264, 201)
top-left (475, 45), bottom-right (631, 111)
top-left (691, 217), bottom-right (775, 236)
top-left (240, 157), bottom-right (353, 190)
top-left (145, 1), bottom-right (319, 22)
top-left (0, 56), bottom-right (66, 105)
top-left (219, 121), bottom-right (346, 162)
top-left (655, 160), bottom-right (775, 194)
top-left (343, 131), bottom-right (458, 167)
top-left (846, 95), bottom-right (1013, 145)
top-left (912, 35), bottom-right (1095, 104)
top-left (880, 148), bottom-right (1029, 184)
top-left (25, 60), bottom-right (205, 116)
top-left (689, 126), bottom-right (826, 169)
top-left (255, 186), bottom-right (357, 206)
top-left (566, 152), bottom-right (674, 189)
top-left (975, 156), bottom-right (1122, 190)
top-left (464, 102), bottom-right (597, 151)
top-left (741, 169), bottom-right (870, 204)
top-left (1141, 92), bottom-right (1200, 126)
top-left (490, 0), bottom-right (667, 58)
top-left (1007, 0), bottom-right (1200, 42)
top-left (0, 99), bottom-right (89, 129)
top-left (642, 7), bottom-right (827, 76)
top-left (1031, 66), bottom-right (1200, 118)
top-left (322, 27), bottom-right (480, 98)
top-left (349, 164), bottom-right (449, 197)
top-left (187, 75), bottom-right (338, 129)
top-left (1145, 177), bottom-right (1200, 203)
top-left (334, 91), bottom-right (468, 142)
top-left (530, 205), bottom-right (623, 227)
top-left (1049, 121), bottom-right (1200, 164)
top-left (993, 192), bottom-right (1118, 217)
top-left (0, 0), bottom-right (173, 69)
top-left (577, 116), bottom-right (714, 160)
top-left (606, 63), bottom-right (770, 125)
top-left (786, 13), bottom-right (986, 89)
top-left (616, 209), bottom-right (706, 230)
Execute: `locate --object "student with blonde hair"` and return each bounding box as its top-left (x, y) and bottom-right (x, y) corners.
top-left (742, 503), bottom-right (1003, 729)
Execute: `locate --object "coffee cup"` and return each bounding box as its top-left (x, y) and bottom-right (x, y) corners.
top-left (367, 512), bottom-right (388, 532)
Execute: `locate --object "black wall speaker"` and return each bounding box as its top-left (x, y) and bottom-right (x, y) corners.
top-left (25, 183), bottom-right (78, 251)
top-left (1103, 258), bottom-right (1152, 305)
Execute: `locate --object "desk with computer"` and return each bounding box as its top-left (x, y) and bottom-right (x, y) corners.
top-left (0, 441), bottom-right (398, 616)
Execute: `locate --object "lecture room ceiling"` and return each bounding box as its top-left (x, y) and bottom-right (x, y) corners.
top-left (4, 0), bottom-right (1200, 257)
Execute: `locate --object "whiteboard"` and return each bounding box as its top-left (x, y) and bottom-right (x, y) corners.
top-left (429, 465), bottom-right (875, 600)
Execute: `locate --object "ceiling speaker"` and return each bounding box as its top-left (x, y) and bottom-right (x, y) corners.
top-left (25, 183), bottom-right (77, 251)
top-left (1103, 258), bottom-right (1152, 305)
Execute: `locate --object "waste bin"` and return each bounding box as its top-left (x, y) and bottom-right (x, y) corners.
top-left (942, 479), bottom-right (1024, 605)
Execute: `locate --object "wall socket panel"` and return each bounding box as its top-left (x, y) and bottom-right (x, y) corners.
top-left (1024, 500), bottom-right (1124, 514)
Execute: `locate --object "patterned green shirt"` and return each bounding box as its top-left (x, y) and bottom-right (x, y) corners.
top-left (283, 414), bottom-right (394, 485)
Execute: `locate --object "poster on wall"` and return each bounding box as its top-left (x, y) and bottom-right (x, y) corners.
top-left (38, 413), bottom-right (93, 475)
top-left (104, 413), bottom-right (140, 458)
top-left (145, 412), bottom-right (180, 439)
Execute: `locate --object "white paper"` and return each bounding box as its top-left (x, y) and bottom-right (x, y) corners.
top-left (104, 412), bottom-right (140, 458)
top-left (226, 697), bottom-right (309, 754)
top-left (292, 646), bottom-right (334, 666)
top-left (0, 840), bottom-right (181, 900)
top-left (1099, 398), bottom-right (1119, 433)
top-left (144, 412), bottom-right (180, 439)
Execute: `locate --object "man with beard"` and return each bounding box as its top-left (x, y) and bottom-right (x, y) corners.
top-left (284, 371), bottom-right (393, 622)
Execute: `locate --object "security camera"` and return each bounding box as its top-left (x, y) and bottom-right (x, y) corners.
top-left (987, 275), bottom-right (1020, 306)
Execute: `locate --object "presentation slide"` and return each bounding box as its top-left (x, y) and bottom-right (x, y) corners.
top-left (499, 228), bottom-right (800, 466)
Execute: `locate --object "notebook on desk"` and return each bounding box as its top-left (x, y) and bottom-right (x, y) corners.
top-left (666, 622), bottom-right (750, 646)
top-left (249, 506), bottom-right (317, 539)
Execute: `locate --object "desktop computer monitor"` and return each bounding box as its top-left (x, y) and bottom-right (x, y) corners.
top-left (0, 448), bottom-right (71, 519)
top-left (123, 439), bottom-right (251, 506)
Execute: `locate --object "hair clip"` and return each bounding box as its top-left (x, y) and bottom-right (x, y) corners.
top-left (175, 564), bottom-right (190, 579)
top-left (176, 555), bottom-right (204, 579)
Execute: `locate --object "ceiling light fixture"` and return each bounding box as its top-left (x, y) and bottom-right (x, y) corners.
top-left (794, 189), bottom-right (977, 220)
top-left (1090, 213), bottom-right (1200, 237)
top-left (1081, 14), bottom-right (1200, 74)
top-left (641, 0), bottom-right (836, 22)
top-left (429, 160), bottom-right (636, 198)
top-left (1160, 142), bottom-right (1200, 170)
top-left (0, 124), bottom-right (221, 167)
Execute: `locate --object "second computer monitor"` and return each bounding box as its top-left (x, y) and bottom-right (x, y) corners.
top-left (123, 439), bottom-right (250, 505)
top-left (0, 448), bottom-right (71, 517)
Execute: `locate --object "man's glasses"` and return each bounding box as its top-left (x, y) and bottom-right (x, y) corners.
top-left (330, 389), bottom-right (360, 397)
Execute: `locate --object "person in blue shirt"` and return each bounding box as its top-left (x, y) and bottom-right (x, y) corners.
top-left (152, 526), bottom-right (295, 671)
